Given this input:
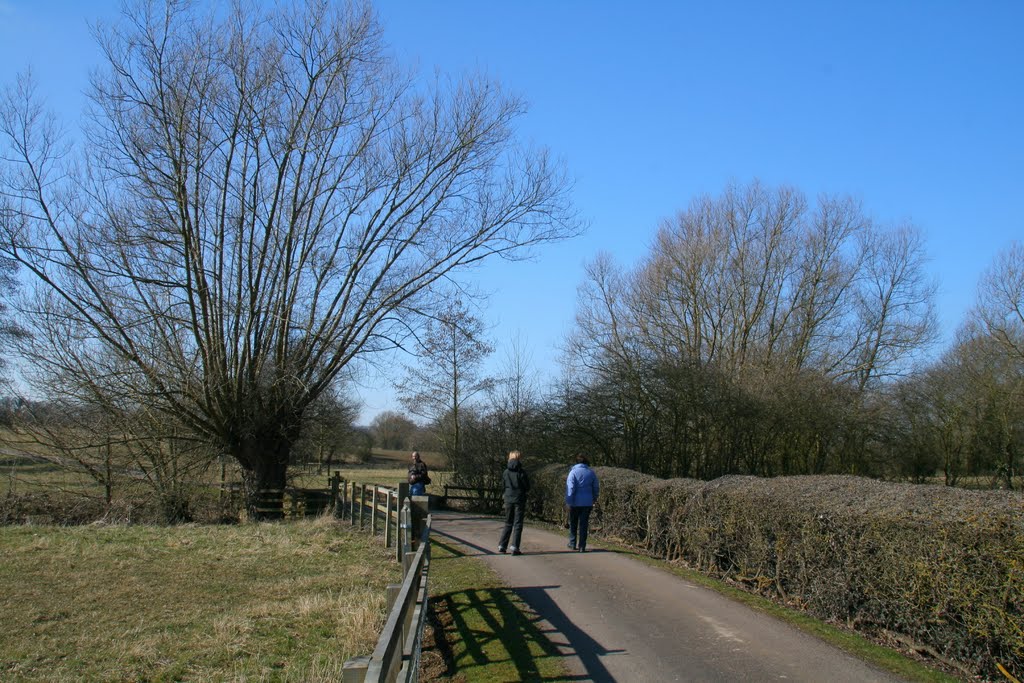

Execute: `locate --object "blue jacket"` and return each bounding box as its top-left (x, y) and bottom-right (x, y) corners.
top-left (565, 463), bottom-right (599, 507)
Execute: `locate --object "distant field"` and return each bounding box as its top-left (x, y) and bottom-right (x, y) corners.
top-left (364, 448), bottom-right (447, 470)
top-left (0, 518), bottom-right (401, 681)
top-left (1, 452), bottom-right (132, 497)
top-left (292, 448), bottom-right (449, 491)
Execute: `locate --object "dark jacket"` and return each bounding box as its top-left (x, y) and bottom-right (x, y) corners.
top-left (502, 459), bottom-right (530, 505)
top-left (408, 460), bottom-right (429, 485)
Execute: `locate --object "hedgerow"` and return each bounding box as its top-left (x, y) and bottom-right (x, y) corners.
top-left (531, 465), bottom-right (1024, 679)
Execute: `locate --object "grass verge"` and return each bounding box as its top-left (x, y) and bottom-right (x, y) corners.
top-left (421, 537), bottom-right (574, 682)
top-left (0, 518), bottom-right (401, 682)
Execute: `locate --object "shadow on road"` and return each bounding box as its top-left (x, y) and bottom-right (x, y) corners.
top-left (515, 585), bottom-right (625, 682)
top-left (428, 537), bottom-right (624, 682)
top-left (428, 583), bottom-right (623, 682)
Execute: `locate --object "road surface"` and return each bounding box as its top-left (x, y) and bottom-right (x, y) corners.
top-left (432, 510), bottom-right (905, 683)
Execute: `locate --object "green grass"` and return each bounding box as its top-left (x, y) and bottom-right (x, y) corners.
top-left (422, 537), bottom-right (573, 682)
top-left (1, 454), bottom-right (109, 496)
top-left (0, 518), bottom-right (402, 682)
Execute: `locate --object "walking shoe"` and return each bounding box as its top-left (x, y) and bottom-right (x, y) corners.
top-left (578, 547), bottom-right (586, 553)
top-left (567, 542), bottom-right (576, 550)
top-left (498, 546), bottom-right (506, 554)
top-left (510, 548), bottom-right (522, 555)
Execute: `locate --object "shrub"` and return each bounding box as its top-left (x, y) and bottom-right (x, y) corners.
top-left (531, 467), bottom-right (1024, 678)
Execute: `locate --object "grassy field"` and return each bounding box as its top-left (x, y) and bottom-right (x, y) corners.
top-left (292, 447), bottom-right (452, 493)
top-left (1, 453), bottom-right (112, 496)
top-left (0, 518), bottom-right (401, 682)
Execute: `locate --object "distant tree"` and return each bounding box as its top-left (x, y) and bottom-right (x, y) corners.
top-left (960, 243), bottom-right (1024, 488)
top-left (292, 385), bottom-right (361, 473)
top-left (395, 299), bottom-right (494, 473)
top-left (975, 241), bottom-right (1024, 362)
top-left (0, 0), bottom-right (579, 518)
top-left (486, 335), bottom-right (542, 450)
top-left (0, 255), bottom-right (25, 380)
top-left (369, 410), bottom-right (417, 451)
top-left (9, 398), bottom-right (214, 522)
top-left (888, 350), bottom-right (973, 486)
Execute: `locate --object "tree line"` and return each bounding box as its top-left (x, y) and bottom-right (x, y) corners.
top-left (402, 183), bottom-right (1021, 492)
top-left (1, 1), bottom-right (1019, 523)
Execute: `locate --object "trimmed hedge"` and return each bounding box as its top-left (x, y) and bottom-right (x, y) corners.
top-left (529, 465), bottom-right (1024, 679)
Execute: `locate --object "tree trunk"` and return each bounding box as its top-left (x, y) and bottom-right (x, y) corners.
top-left (238, 437), bottom-right (293, 521)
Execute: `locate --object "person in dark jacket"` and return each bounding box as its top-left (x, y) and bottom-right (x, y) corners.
top-left (408, 451), bottom-right (429, 496)
top-left (565, 453), bottom-right (599, 552)
top-left (498, 450), bottom-right (530, 555)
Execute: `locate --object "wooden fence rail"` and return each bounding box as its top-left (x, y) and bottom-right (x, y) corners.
top-left (441, 484), bottom-right (501, 508)
top-left (343, 506), bottom-right (432, 682)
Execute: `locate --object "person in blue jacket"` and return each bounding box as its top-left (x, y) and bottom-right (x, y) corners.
top-left (565, 454), bottom-right (599, 552)
top-left (497, 450), bottom-right (530, 555)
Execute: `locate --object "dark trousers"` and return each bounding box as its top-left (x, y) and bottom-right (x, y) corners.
top-left (568, 506), bottom-right (593, 550)
top-left (498, 501), bottom-right (526, 550)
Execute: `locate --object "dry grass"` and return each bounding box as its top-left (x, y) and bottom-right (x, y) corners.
top-left (0, 517), bottom-right (402, 681)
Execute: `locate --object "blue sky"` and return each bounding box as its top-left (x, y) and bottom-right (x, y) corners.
top-left (2, 1), bottom-right (1022, 423)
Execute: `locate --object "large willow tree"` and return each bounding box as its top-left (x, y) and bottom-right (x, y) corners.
top-left (0, 0), bottom-right (579, 517)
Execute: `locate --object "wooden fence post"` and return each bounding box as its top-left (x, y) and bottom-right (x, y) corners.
top-left (370, 485), bottom-right (379, 537)
top-left (330, 472), bottom-right (341, 517)
top-left (350, 481), bottom-right (357, 525)
top-left (384, 490), bottom-right (394, 548)
top-left (341, 656), bottom-right (369, 682)
top-left (386, 583), bottom-right (401, 611)
top-left (397, 483), bottom-right (410, 562)
top-left (359, 484), bottom-right (367, 530)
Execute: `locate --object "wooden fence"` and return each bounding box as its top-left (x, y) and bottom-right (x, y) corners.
top-left (319, 475), bottom-right (432, 682)
top-left (441, 483), bottom-right (501, 505)
top-left (343, 508), bottom-right (432, 682)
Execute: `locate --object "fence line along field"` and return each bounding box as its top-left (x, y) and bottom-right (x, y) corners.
top-left (1, 441), bottom-right (450, 525)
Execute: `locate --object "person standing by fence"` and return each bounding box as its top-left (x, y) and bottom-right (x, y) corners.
top-left (408, 451), bottom-right (430, 496)
top-left (498, 450), bottom-right (530, 556)
top-left (566, 454), bottom-right (599, 552)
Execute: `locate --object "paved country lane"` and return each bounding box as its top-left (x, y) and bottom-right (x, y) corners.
top-left (431, 510), bottom-right (906, 683)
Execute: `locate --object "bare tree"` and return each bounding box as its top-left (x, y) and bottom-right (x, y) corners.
top-left (0, 0), bottom-right (580, 518)
top-left (292, 385), bottom-right (361, 472)
top-left (395, 298), bottom-right (494, 470)
top-left (559, 181), bottom-right (937, 478)
top-left (963, 243), bottom-right (1024, 488)
top-left (0, 255), bottom-right (25, 382)
top-left (487, 334), bottom-right (541, 446)
top-left (847, 224), bottom-right (939, 392)
top-left (975, 241), bottom-right (1024, 362)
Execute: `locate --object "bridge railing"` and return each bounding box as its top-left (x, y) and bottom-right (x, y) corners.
top-left (342, 498), bottom-right (432, 682)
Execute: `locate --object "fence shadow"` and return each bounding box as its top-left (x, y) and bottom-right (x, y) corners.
top-left (426, 583), bottom-right (623, 682)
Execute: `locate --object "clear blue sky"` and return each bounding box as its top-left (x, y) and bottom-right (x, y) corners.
top-left (2, 1), bottom-right (1022, 424)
